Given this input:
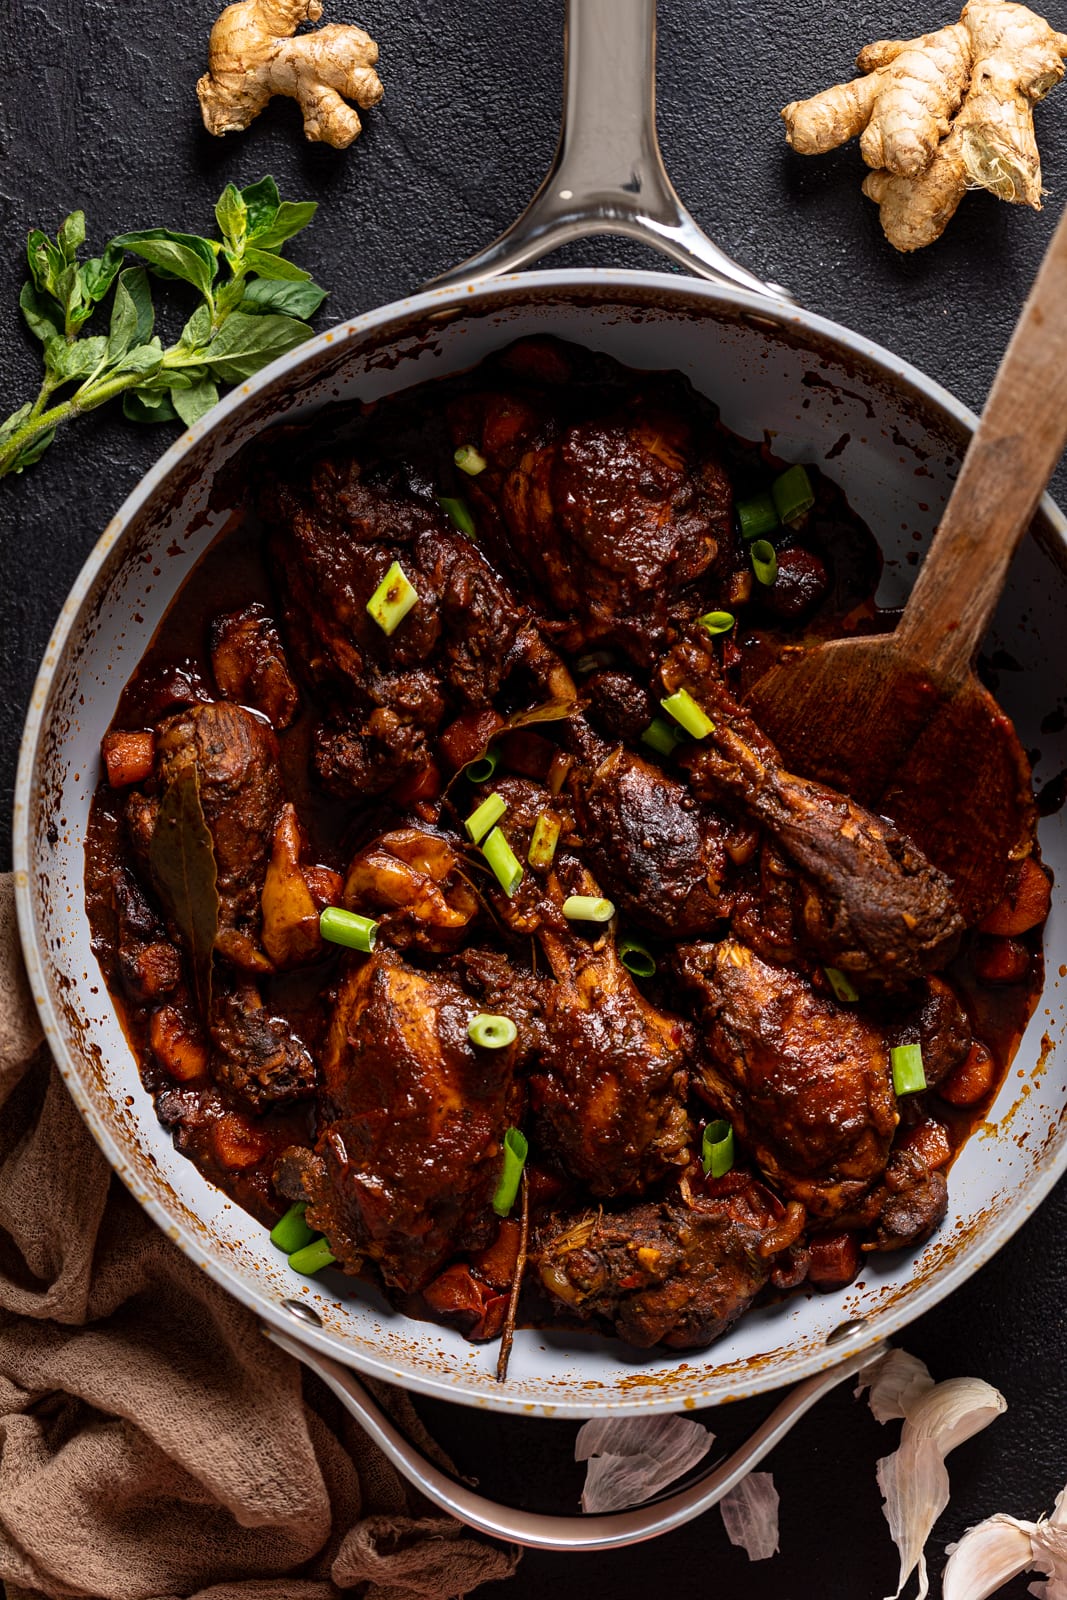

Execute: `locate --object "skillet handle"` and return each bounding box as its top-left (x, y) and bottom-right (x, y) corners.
top-left (263, 1325), bottom-right (884, 1552)
top-left (430, 0), bottom-right (792, 300)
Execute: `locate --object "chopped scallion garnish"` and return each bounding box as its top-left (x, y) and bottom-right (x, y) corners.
top-left (439, 494), bottom-right (476, 537)
top-left (641, 716), bottom-right (682, 757)
top-left (466, 791), bottom-right (507, 843)
top-left (660, 688), bottom-right (715, 740)
top-left (269, 1202), bottom-right (315, 1255)
top-left (482, 826), bottom-right (523, 897)
top-left (561, 894), bottom-right (615, 923)
top-left (366, 560), bottom-right (419, 636)
top-left (772, 463), bottom-right (815, 526)
top-left (492, 1126), bottom-right (528, 1217)
top-left (528, 812), bottom-right (561, 871)
top-left (750, 539), bottom-right (778, 586)
top-left (891, 1043), bottom-right (927, 1096)
top-left (699, 610), bottom-right (735, 637)
top-left (701, 1119), bottom-right (735, 1178)
top-left (619, 937), bottom-right (656, 978)
top-left (454, 444), bottom-right (487, 476)
top-left (320, 906), bottom-right (379, 953)
top-left (288, 1236), bottom-right (337, 1276)
top-left (468, 1012), bottom-right (518, 1049)
top-left (825, 966), bottom-right (860, 1003)
top-left (736, 492), bottom-right (779, 542)
top-left (464, 747), bottom-right (500, 784)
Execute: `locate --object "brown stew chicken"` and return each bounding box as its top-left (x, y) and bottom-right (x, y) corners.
top-left (85, 338), bottom-right (1048, 1354)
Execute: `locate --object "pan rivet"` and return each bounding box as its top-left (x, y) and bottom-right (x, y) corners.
top-left (826, 1318), bottom-right (867, 1345)
top-left (282, 1298), bottom-right (323, 1328)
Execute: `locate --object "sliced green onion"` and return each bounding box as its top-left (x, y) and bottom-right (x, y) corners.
top-left (366, 560), bottom-right (419, 636)
top-left (825, 966), bottom-right (860, 1004)
top-left (288, 1236), bottom-right (337, 1276)
top-left (492, 1126), bottom-right (529, 1217)
top-left (641, 716), bottom-right (682, 757)
top-left (660, 688), bottom-right (715, 741)
top-left (439, 495), bottom-right (476, 537)
top-left (737, 492), bottom-right (779, 542)
top-left (465, 791), bottom-right (507, 843)
top-left (464, 747), bottom-right (500, 784)
top-left (320, 906), bottom-right (379, 953)
top-left (482, 826), bottom-right (523, 897)
top-left (269, 1202), bottom-right (315, 1254)
top-left (699, 610), bottom-right (735, 637)
top-left (454, 444), bottom-right (487, 476)
top-left (772, 463), bottom-right (815, 526)
top-left (562, 894), bottom-right (615, 923)
top-left (528, 812), bottom-right (561, 871)
top-left (619, 937), bottom-right (656, 978)
top-left (468, 1012), bottom-right (518, 1049)
top-left (701, 1119), bottom-right (735, 1178)
top-left (891, 1043), bottom-right (927, 1096)
top-left (750, 539), bottom-right (778, 587)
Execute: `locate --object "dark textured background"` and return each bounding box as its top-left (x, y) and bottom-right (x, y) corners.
top-left (1, 1), bottom-right (1065, 1594)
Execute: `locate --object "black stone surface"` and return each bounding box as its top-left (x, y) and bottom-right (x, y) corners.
top-left (1, 2), bottom-right (1065, 1595)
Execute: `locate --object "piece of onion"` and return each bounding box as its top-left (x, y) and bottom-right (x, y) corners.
top-left (858, 1350), bottom-right (1007, 1600)
top-left (576, 1414), bottom-right (713, 1514)
top-left (719, 1472), bottom-right (780, 1561)
top-left (942, 1481), bottom-right (1067, 1600)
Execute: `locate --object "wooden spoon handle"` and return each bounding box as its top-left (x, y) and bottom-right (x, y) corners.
top-left (894, 200), bottom-right (1067, 686)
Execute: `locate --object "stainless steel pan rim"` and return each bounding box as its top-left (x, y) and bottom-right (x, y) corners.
top-left (14, 259), bottom-right (1067, 1417)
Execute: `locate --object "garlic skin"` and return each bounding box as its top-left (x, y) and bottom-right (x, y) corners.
top-left (576, 1413), bottom-right (713, 1514)
top-left (858, 1350), bottom-right (1007, 1600)
top-left (943, 1482), bottom-right (1067, 1600)
top-left (719, 1471), bottom-right (780, 1561)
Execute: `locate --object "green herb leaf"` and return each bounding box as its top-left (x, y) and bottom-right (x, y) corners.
top-left (171, 375), bottom-right (220, 426)
top-left (178, 303), bottom-right (212, 350)
top-left (203, 311), bottom-right (312, 382)
top-left (7, 423), bottom-right (56, 471)
top-left (240, 277), bottom-right (328, 320)
top-left (240, 176), bottom-right (282, 236)
top-left (107, 338), bottom-right (164, 379)
top-left (148, 765), bottom-right (219, 1018)
top-left (110, 229), bottom-right (218, 298)
top-left (248, 199), bottom-right (317, 251)
top-left (19, 283), bottom-right (64, 344)
top-left (214, 183), bottom-right (248, 250)
top-left (27, 230), bottom-right (63, 296)
top-left (123, 387), bottom-right (180, 424)
top-left (44, 334), bottom-right (108, 384)
top-left (57, 211), bottom-right (86, 263)
top-left (80, 244), bottom-right (124, 303)
top-left (108, 268), bottom-right (154, 359)
top-left (242, 247), bottom-right (312, 282)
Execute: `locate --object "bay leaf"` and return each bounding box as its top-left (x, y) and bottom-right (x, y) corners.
top-left (149, 765), bottom-right (219, 1017)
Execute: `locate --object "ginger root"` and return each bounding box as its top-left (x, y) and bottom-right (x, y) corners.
top-left (782, 2), bottom-right (1067, 250)
top-left (198, 0), bottom-right (383, 149)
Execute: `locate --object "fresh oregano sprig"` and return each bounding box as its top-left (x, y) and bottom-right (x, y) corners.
top-left (0, 176), bottom-right (328, 480)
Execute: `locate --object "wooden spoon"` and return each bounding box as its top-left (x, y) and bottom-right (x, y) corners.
top-left (746, 204), bottom-right (1067, 924)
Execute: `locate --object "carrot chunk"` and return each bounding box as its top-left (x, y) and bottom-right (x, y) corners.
top-left (938, 1041), bottom-right (998, 1107)
top-left (149, 1005), bottom-right (208, 1082)
top-left (979, 857), bottom-right (1051, 936)
top-left (102, 729), bottom-right (155, 787)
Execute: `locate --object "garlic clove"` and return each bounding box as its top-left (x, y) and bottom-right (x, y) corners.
top-left (942, 1513), bottom-right (1037, 1600)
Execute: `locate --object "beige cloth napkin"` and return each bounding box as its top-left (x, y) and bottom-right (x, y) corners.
top-left (0, 873), bottom-right (518, 1600)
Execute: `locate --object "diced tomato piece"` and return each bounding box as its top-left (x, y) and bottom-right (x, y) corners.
top-left (437, 711), bottom-right (506, 772)
top-left (978, 858), bottom-right (1051, 936)
top-left (102, 729), bottom-right (155, 788)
